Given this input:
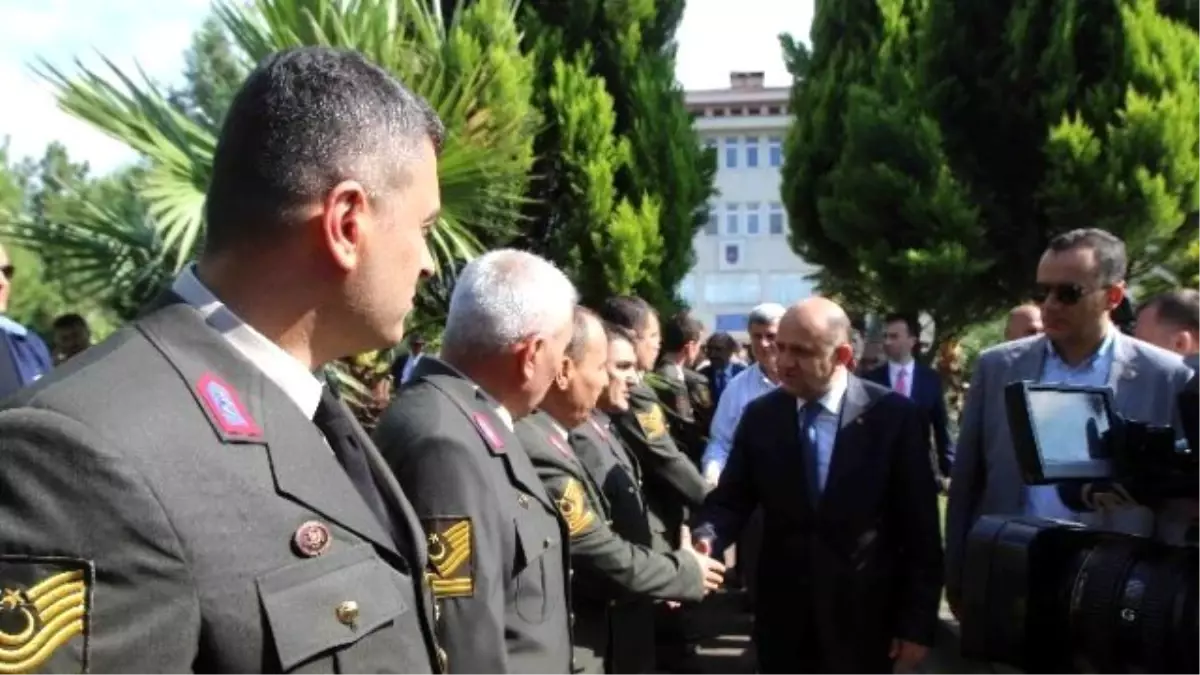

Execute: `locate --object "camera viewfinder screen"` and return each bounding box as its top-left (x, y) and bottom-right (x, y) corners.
top-left (1026, 389), bottom-right (1112, 478)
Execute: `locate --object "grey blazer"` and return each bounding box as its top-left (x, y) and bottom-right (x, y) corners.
top-left (945, 332), bottom-right (1194, 601)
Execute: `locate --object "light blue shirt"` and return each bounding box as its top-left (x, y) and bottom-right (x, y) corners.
top-left (701, 363), bottom-right (779, 475)
top-left (1026, 330), bottom-right (1117, 519)
top-left (798, 370), bottom-right (848, 491)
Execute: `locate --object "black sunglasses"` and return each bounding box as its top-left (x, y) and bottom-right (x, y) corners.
top-left (0, 265), bottom-right (13, 280)
top-left (1032, 283), bottom-right (1101, 305)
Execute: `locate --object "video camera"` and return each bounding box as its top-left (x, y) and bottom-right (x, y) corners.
top-left (959, 375), bottom-right (1199, 673)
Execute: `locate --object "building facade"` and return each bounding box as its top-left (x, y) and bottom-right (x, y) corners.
top-left (680, 71), bottom-right (818, 338)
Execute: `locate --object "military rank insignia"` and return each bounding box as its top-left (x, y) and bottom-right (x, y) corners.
top-left (635, 405), bottom-right (668, 440)
top-left (0, 556), bottom-right (92, 674)
top-left (557, 479), bottom-right (595, 537)
top-left (196, 372), bottom-right (261, 439)
top-left (423, 518), bottom-right (474, 599)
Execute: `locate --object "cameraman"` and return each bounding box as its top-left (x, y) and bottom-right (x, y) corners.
top-left (945, 229), bottom-right (1195, 613)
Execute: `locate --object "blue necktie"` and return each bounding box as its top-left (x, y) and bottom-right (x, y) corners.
top-left (800, 402), bottom-right (823, 503)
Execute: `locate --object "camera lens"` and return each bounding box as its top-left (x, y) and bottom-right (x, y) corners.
top-left (962, 516), bottom-right (1198, 673)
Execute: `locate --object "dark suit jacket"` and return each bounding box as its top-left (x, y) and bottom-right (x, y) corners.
top-left (865, 362), bottom-right (953, 478)
top-left (693, 376), bottom-right (943, 673)
top-left (373, 358), bottom-right (572, 674)
top-left (0, 298), bottom-right (441, 673)
top-left (612, 383), bottom-right (709, 551)
top-left (697, 362), bottom-right (746, 407)
top-left (515, 412), bottom-right (703, 674)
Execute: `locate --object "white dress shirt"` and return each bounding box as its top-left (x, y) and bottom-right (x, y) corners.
top-left (172, 266), bottom-right (323, 419)
top-left (796, 369), bottom-right (849, 491)
top-left (701, 363), bottom-right (779, 478)
top-left (887, 360), bottom-right (914, 398)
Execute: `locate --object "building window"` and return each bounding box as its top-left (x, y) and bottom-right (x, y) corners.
top-left (704, 207), bottom-right (718, 235)
top-left (725, 203), bottom-right (739, 235)
top-left (704, 273), bottom-right (761, 305)
top-left (768, 202), bottom-right (785, 234)
top-left (768, 136), bottom-right (783, 167)
top-left (768, 105), bottom-right (782, 115)
top-left (746, 202), bottom-right (761, 235)
top-left (730, 107), bottom-right (744, 116)
top-left (745, 136), bottom-right (759, 168)
top-left (712, 107), bottom-right (726, 117)
top-left (766, 273), bottom-right (813, 306)
top-left (724, 137), bottom-right (739, 168)
top-left (715, 313), bottom-right (748, 332)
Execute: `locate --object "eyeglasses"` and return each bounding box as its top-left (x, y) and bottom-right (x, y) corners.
top-left (0, 265), bottom-right (13, 280)
top-left (1032, 283), bottom-right (1101, 305)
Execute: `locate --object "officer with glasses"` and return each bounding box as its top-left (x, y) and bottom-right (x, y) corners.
top-left (944, 227), bottom-right (1194, 617)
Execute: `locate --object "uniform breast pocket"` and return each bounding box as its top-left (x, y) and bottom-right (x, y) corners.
top-left (512, 511), bottom-right (560, 624)
top-left (256, 544), bottom-right (416, 672)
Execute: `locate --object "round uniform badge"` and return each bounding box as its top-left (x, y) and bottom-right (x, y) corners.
top-left (293, 520), bottom-right (332, 557)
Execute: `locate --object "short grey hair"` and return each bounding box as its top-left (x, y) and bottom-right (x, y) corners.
top-left (442, 249), bottom-right (578, 355)
top-left (748, 302), bottom-right (786, 326)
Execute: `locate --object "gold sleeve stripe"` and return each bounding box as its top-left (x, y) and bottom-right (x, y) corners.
top-left (0, 569), bottom-right (86, 673)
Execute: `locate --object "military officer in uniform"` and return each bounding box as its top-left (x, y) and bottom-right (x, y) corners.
top-left (515, 308), bottom-right (724, 673)
top-left (0, 47), bottom-right (444, 673)
top-left (650, 311), bottom-right (713, 463)
top-left (373, 250), bottom-right (577, 673)
top-left (596, 297), bottom-right (709, 672)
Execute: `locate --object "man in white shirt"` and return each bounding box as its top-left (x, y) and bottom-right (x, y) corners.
top-left (700, 303), bottom-right (786, 484)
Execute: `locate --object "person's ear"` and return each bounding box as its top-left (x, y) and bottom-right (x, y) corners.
top-left (514, 335), bottom-right (545, 382)
top-left (321, 180), bottom-right (371, 272)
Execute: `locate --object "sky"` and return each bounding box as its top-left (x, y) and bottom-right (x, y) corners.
top-left (0, 0), bottom-right (814, 174)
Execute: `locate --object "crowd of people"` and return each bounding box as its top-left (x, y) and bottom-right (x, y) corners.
top-left (0, 46), bottom-right (1196, 675)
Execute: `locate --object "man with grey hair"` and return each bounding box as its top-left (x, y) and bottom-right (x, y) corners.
top-left (374, 249), bottom-right (578, 673)
top-left (0, 47), bottom-right (444, 672)
top-left (701, 302), bottom-right (787, 483)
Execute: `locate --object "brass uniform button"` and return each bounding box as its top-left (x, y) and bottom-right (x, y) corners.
top-left (335, 600), bottom-right (359, 628)
top-left (517, 494), bottom-right (530, 508)
top-left (543, 537), bottom-right (552, 549)
top-left (437, 646), bottom-right (449, 672)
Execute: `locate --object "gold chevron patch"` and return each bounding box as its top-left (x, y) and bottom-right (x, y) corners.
top-left (635, 405), bottom-right (668, 440)
top-left (423, 518), bottom-right (473, 599)
top-left (0, 558), bottom-right (91, 674)
top-left (557, 479), bottom-right (595, 538)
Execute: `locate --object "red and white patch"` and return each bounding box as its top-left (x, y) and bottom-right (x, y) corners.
top-left (471, 412), bottom-right (505, 452)
top-left (196, 372), bottom-right (261, 438)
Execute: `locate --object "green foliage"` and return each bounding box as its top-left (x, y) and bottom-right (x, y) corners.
top-left (522, 50), bottom-right (660, 306)
top-left (1, 0), bottom-right (539, 333)
top-left (168, 15), bottom-right (248, 130)
top-left (782, 0), bottom-right (1199, 347)
top-left (515, 0), bottom-right (713, 311)
top-left (0, 141), bottom-right (123, 336)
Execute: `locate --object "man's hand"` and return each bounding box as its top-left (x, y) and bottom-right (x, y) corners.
top-left (681, 545), bottom-right (725, 592)
top-left (1082, 482), bottom-right (1138, 511)
top-left (703, 463), bottom-right (721, 488)
top-left (889, 639), bottom-right (928, 671)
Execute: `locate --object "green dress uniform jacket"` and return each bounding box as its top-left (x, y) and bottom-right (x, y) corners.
top-left (649, 364), bottom-right (713, 463)
top-left (0, 297), bottom-right (442, 673)
top-left (373, 358), bottom-right (572, 674)
top-left (515, 411), bottom-right (704, 673)
top-left (611, 383), bottom-right (709, 551)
